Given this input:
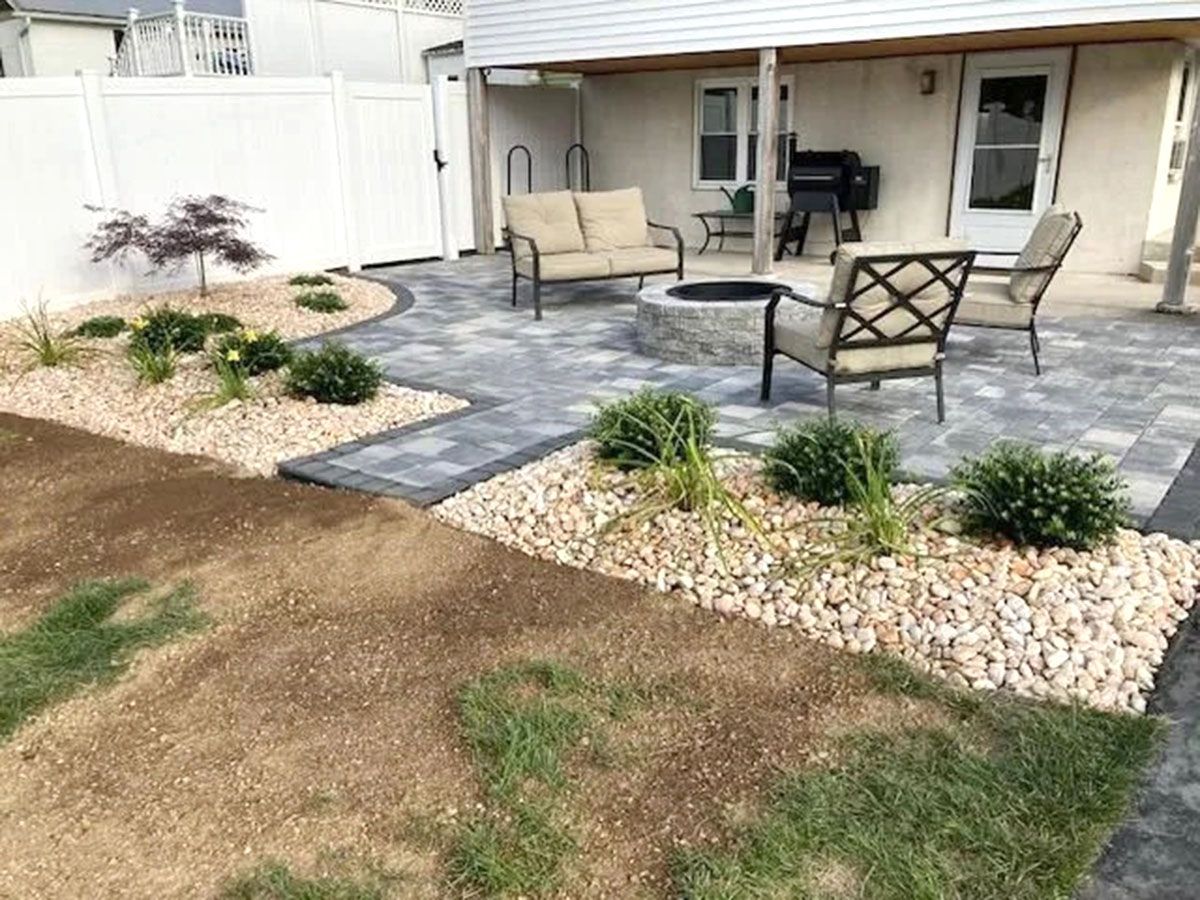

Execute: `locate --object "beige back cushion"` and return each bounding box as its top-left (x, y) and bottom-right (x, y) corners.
top-left (573, 188), bottom-right (650, 252)
top-left (502, 191), bottom-right (585, 259)
top-left (817, 240), bottom-right (968, 350)
top-left (1009, 204), bottom-right (1079, 303)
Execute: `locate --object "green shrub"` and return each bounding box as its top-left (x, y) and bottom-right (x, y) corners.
top-left (951, 442), bottom-right (1129, 550)
top-left (295, 290), bottom-right (348, 313)
top-left (764, 419), bottom-right (899, 508)
top-left (285, 342), bottom-right (382, 405)
top-left (213, 329), bottom-right (292, 376)
top-left (128, 340), bottom-right (178, 384)
top-left (70, 315), bottom-right (126, 339)
top-left (589, 389), bottom-right (716, 470)
top-left (289, 273), bottom-right (334, 287)
top-left (197, 311), bottom-right (242, 334)
top-left (129, 307), bottom-right (207, 354)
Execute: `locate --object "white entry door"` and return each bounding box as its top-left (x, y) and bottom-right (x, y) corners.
top-left (950, 49), bottom-right (1070, 259)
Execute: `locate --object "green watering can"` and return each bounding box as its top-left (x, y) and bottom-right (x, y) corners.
top-left (721, 185), bottom-right (755, 213)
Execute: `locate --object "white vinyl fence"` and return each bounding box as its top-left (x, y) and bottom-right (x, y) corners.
top-left (0, 72), bottom-right (463, 319)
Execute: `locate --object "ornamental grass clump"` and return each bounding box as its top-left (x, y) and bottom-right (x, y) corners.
top-left (127, 340), bottom-right (178, 385)
top-left (70, 315), bottom-right (126, 339)
top-left (764, 418), bottom-right (899, 507)
top-left (213, 329), bottom-right (291, 376)
top-left (295, 290), bottom-right (348, 313)
top-left (13, 301), bottom-right (81, 369)
top-left (800, 432), bottom-right (949, 571)
top-left (285, 341), bottom-right (382, 405)
top-left (951, 441), bottom-right (1129, 550)
top-left (589, 389), bottom-right (716, 470)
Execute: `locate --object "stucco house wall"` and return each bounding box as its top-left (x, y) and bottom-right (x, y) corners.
top-left (580, 40), bottom-right (1187, 274)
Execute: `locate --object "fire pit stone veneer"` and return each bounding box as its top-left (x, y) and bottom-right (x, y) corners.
top-left (636, 277), bottom-right (820, 366)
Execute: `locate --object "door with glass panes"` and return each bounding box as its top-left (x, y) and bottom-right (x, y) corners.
top-left (950, 49), bottom-right (1070, 262)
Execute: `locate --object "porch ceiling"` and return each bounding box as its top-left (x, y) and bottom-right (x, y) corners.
top-left (524, 19), bottom-right (1200, 74)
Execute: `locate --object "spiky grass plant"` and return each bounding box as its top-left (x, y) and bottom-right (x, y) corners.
top-left (13, 300), bottom-right (81, 369)
top-left (127, 339), bottom-right (178, 385)
top-left (601, 402), bottom-right (765, 565)
top-left (796, 432), bottom-right (950, 572)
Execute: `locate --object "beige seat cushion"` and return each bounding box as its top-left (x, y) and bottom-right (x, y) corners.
top-left (502, 191), bottom-right (585, 259)
top-left (818, 239), bottom-right (969, 349)
top-left (605, 246), bottom-right (678, 276)
top-left (956, 280), bottom-right (1035, 328)
top-left (515, 251), bottom-right (610, 281)
top-left (573, 188), bottom-right (650, 252)
top-left (1010, 204), bottom-right (1079, 303)
top-left (775, 317), bottom-right (938, 375)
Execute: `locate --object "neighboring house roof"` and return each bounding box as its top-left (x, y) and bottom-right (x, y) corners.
top-left (422, 39), bottom-right (463, 58)
top-left (3, 0), bottom-right (242, 21)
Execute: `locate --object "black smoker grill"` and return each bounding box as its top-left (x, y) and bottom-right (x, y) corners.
top-left (776, 149), bottom-right (880, 262)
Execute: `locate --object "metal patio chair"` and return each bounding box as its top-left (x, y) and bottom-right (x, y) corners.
top-left (761, 242), bottom-right (976, 423)
top-left (954, 205), bottom-right (1083, 375)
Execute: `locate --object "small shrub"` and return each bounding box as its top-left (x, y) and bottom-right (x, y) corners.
top-left (764, 419), bottom-right (899, 508)
top-left (214, 329), bottom-right (291, 376)
top-left (286, 342), bottom-right (381, 405)
top-left (289, 273), bottom-right (334, 287)
top-left (295, 290), bottom-right (348, 313)
top-left (951, 442), bottom-right (1129, 550)
top-left (128, 340), bottom-right (178, 384)
top-left (70, 315), bottom-right (126, 339)
top-left (13, 301), bottom-right (81, 368)
top-left (197, 312), bottom-right (242, 334)
top-left (589, 389), bottom-right (716, 470)
top-left (130, 307), bottom-right (207, 354)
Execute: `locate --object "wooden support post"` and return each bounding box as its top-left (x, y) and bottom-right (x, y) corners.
top-left (752, 47), bottom-right (780, 275)
top-left (467, 66), bottom-right (497, 255)
top-left (1159, 72), bottom-right (1200, 313)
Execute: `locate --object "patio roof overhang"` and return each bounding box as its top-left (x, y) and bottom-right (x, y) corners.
top-left (490, 18), bottom-right (1200, 74)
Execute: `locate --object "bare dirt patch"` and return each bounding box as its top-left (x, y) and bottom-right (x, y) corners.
top-left (0, 412), bottom-right (883, 899)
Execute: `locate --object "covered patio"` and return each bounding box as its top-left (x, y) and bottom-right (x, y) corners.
top-left (282, 253), bottom-right (1200, 534)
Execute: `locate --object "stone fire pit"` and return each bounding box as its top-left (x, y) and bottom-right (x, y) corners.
top-left (636, 277), bottom-right (818, 366)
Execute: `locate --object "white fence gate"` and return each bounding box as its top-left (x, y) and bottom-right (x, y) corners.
top-left (0, 73), bottom-right (459, 318)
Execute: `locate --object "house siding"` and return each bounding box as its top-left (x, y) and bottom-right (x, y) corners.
top-left (579, 40), bottom-right (1183, 274)
top-left (466, 0), bottom-right (1200, 68)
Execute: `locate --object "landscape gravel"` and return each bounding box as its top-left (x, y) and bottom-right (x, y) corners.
top-left (0, 275), bottom-right (465, 475)
top-left (434, 442), bottom-right (1200, 714)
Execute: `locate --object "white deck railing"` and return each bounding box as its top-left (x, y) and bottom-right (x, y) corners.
top-left (113, 2), bottom-right (254, 77)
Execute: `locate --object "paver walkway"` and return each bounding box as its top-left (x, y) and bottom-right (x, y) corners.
top-left (281, 255), bottom-right (1200, 526)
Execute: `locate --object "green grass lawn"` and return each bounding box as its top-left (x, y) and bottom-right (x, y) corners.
top-left (0, 578), bottom-right (205, 741)
top-left (671, 656), bottom-right (1164, 900)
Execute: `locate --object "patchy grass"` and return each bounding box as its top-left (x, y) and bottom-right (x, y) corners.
top-left (219, 862), bottom-right (389, 900)
top-left (449, 660), bottom-right (654, 897)
top-left (671, 656), bottom-right (1164, 900)
top-left (0, 579), bottom-right (206, 741)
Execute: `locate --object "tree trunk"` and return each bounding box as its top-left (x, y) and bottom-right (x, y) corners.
top-left (196, 251), bottom-right (208, 296)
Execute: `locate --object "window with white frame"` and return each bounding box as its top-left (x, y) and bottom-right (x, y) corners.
top-left (695, 76), bottom-right (793, 187)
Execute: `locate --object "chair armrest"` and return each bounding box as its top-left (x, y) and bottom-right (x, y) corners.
top-left (767, 286), bottom-right (827, 314)
top-left (975, 249), bottom-right (1021, 257)
top-left (505, 228), bottom-right (541, 264)
top-left (978, 262), bottom-right (1058, 276)
top-left (647, 220), bottom-right (684, 264)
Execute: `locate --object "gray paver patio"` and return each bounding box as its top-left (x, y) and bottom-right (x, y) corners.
top-left (280, 255), bottom-right (1200, 528)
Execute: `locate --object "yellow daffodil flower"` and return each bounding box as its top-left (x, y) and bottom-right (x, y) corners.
top-left (226, 349), bottom-right (241, 362)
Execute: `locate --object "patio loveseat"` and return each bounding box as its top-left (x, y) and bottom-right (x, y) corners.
top-left (502, 187), bottom-right (684, 320)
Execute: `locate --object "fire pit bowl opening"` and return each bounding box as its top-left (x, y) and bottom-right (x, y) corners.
top-left (636, 277), bottom-right (818, 367)
top-left (665, 280), bottom-right (788, 303)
